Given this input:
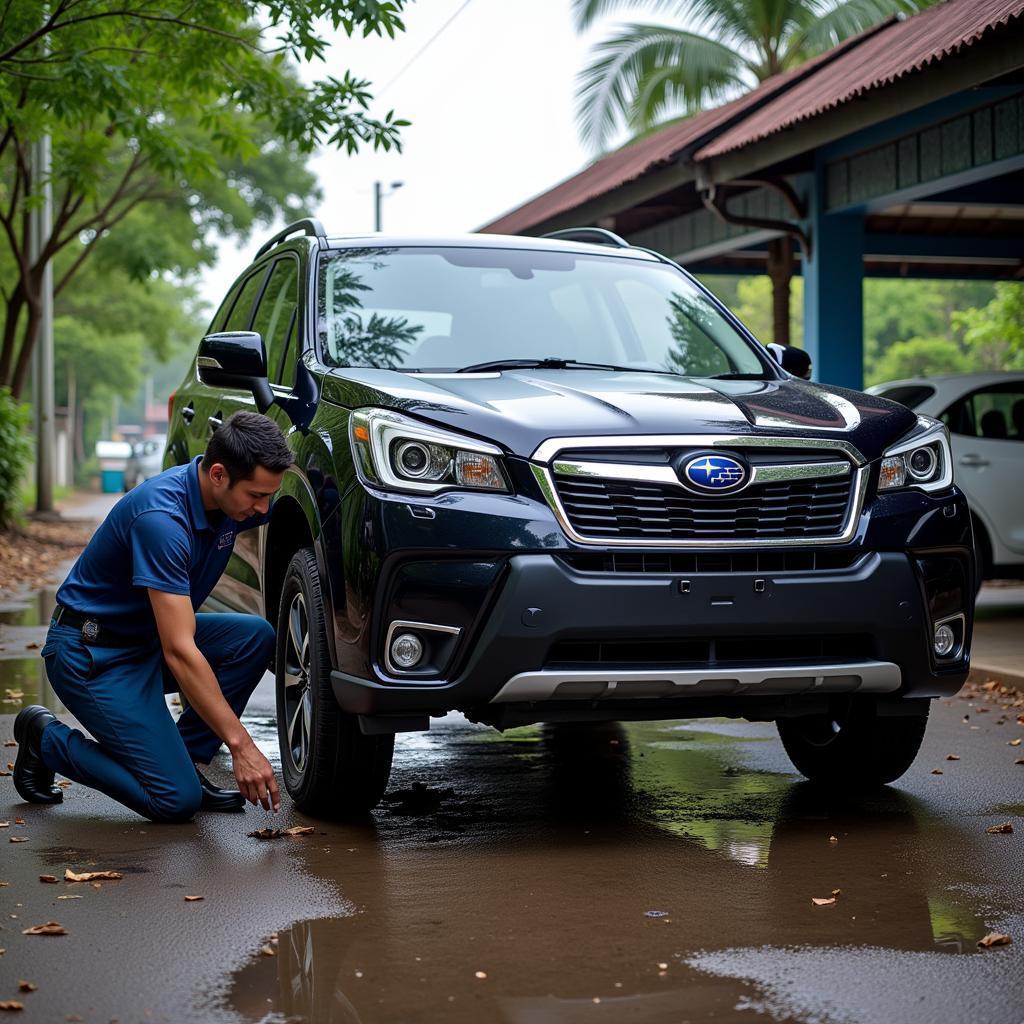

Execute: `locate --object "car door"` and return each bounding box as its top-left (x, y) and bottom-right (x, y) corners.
top-left (216, 256), bottom-right (301, 616)
top-left (941, 381), bottom-right (1024, 559)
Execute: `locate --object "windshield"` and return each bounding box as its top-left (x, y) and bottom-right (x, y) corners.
top-left (316, 246), bottom-right (768, 376)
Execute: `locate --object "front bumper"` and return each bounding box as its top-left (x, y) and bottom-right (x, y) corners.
top-left (331, 539), bottom-right (972, 721)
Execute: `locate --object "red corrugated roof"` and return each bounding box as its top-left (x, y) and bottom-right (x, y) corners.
top-left (696, 0), bottom-right (1024, 160)
top-left (479, 25), bottom-right (888, 235)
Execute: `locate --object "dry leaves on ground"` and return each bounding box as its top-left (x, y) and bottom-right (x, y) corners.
top-left (184, 895), bottom-right (204, 902)
top-left (977, 932), bottom-right (1012, 948)
top-left (0, 518), bottom-right (94, 596)
top-left (16, 983), bottom-right (34, 994)
top-left (21, 922), bottom-right (67, 936)
top-left (9, 837), bottom-right (28, 843)
top-left (986, 822), bottom-right (1014, 834)
top-left (247, 825), bottom-right (315, 840)
top-left (0, 1000), bottom-right (24, 1011)
top-left (812, 889), bottom-right (842, 906)
top-left (2, 741), bottom-right (15, 747)
top-left (1009, 739), bottom-right (1022, 747)
top-left (64, 869), bottom-right (121, 882)
top-left (38, 875), bottom-right (58, 884)
top-left (946, 754), bottom-right (960, 760)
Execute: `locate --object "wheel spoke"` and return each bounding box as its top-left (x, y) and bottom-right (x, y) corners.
top-left (287, 700), bottom-right (304, 761)
top-left (288, 596), bottom-right (306, 662)
top-left (283, 670), bottom-right (304, 690)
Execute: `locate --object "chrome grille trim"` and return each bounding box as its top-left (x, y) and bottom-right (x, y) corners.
top-left (531, 433), bottom-right (869, 549)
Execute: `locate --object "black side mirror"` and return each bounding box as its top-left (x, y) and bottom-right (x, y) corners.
top-left (198, 332), bottom-right (274, 412)
top-left (766, 343), bottom-right (812, 379)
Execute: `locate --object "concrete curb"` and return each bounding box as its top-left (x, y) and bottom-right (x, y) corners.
top-left (969, 661), bottom-right (1024, 695)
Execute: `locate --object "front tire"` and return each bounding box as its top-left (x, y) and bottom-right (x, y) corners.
top-left (275, 547), bottom-right (393, 817)
top-left (777, 699), bottom-right (929, 788)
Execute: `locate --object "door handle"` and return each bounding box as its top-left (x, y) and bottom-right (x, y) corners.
top-left (208, 410), bottom-right (223, 431)
top-left (181, 402), bottom-right (195, 424)
top-left (959, 454), bottom-right (990, 467)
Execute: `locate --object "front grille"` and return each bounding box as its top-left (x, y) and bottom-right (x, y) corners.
top-left (559, 549), bottom-right (865, 574)
top-left (548, 634), bottom-right (873, 667)
top-left (552, 473), bottom-right (855, 541)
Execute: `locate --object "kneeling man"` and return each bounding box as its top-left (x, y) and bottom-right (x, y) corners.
top-left (13, 411), bottom-right (293, 822)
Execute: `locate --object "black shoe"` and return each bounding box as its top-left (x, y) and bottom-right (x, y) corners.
top-left (13, 706), bottom-right (62, 805)
top-left (195, 767), bottom-right (245, 813)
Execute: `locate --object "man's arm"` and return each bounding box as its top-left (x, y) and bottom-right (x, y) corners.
top-left (148, 589), bottom-right (280, 812)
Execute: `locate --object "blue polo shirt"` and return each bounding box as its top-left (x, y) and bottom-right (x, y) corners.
top-left (56, 456), bottom-right (269, 636)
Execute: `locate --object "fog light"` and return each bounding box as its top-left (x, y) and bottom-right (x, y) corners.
top-left (933, 623), bottom-right (956, 657)
top-left (390, 632), bottom-right (424, 669)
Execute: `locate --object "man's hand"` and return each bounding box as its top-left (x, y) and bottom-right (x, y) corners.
top-left (231, 738), bottom-right (281, 812)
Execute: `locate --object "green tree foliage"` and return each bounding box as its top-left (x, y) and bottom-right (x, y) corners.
top-left (573, 0), bottom-right (931, 150)
top-left (0, 385), bottom-right (31, 525)
top-left (0, 1), bottom-right (410, 397)
top-left (868, 336), bottom-right (968, 385)
top-left (953, 283), bottom-right (1024, 371)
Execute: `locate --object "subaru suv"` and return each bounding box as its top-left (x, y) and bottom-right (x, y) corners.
top-left (167, 220), bottom-right (974, 818)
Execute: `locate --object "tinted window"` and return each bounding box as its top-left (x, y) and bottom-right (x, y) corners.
top-left (223, 270), bottom-right (268, 333)
top-left (875, 384), bottom-right (936, 410)
top-left (208, 284), bottom-right (240, 333)
top-left (251, 258), bottom-right (299, 386)
top-left (941, 383), bottom-right (1024, 440)
top-left (316, 247), bottom-right (766, 376)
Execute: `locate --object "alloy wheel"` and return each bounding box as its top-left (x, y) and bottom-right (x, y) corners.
top-left (282, 590), bottom-right (312, 774)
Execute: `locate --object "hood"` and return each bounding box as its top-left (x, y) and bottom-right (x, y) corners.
top-left (321, 367), bottom-right (916, 462)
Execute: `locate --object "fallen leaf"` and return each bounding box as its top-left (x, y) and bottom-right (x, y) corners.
top-left (9, 837), bottom-right (28, 843)
top-left (38, 875), bottom-right (58, 884)
top-left (0, 771), bottom-right (10, 777)
top-left (64, 869), bottom-right (122, 882)
top-left (946, 754), bottom-right (960, 761)
top-left (24, 643), bottom-right (40, 650)
top-left (0, 1001), bottom-right (24, 1011)
top-left (812, 896), bottom-right (836, 906)
top-left (1009, 739), bottom-right (1022, 747)
top-left (184, 895), bottom-right (204, 902)
top-left (0, 823), bottom-right (8, 828)
top-left (247, 828), bottom-right (280, 840)
top-left (21, 922), bottom-right (67, 936)
top-left (283, 825), bottom-right (315, 836)
top-left (260, 945), bottom-right (276, 956)
top-left (986, 822), bottom-right (1013, 834)
top-left (930, 769), bottom-right (943, 775)
top-left (977, 932), bottom-right (1012, 948)
top-left (6, 763), bottom-right (12, 771)
top-left (16, 983), bottom-right (34, 993)
top-left (828, 835), bottom-right (838, 842)
top-left (247, 825), bottom-right (315, 840)
top-left (2, 741), bottom-right (15, 747)
top-left (474, 971), bottom-right (487, 979)
top-left (56, 781), bottom-right (72, 789)
top-left (1015, 759), bottom-right (1024, 765)
top-left (14, 818), bottom-right (23, 825)
top-left (55, 895), bottom-right (82, 901)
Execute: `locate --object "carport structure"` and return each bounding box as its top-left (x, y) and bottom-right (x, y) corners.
top-left (480, 0), bottom-right (1024, 390)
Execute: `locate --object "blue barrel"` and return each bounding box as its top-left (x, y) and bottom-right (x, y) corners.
top-left (100, 468), bottom-right (124, 493)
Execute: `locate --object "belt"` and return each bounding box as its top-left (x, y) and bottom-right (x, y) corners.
top-left (52, 604), bottom-right (147, 648)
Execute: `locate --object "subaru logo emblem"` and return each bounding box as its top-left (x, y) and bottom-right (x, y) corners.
top-left (681, 453), bottom-right (748, 492)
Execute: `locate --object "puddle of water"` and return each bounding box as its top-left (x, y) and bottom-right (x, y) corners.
top-left (221, 721), bottom-right (998, 1024)
top-left (0, 585), bottom-right (58, 627)
top-left (0, 656), bottom-right (66, 713)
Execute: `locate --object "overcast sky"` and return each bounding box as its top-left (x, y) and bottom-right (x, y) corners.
top-left (199, 0), bottom-right (642, 309)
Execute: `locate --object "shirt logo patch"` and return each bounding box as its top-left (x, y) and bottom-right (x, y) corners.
top-left (217, 532), bottom-right (236, 550)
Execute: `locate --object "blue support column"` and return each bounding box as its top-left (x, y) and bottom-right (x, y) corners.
top-left (802, 161), bottom-right (865, 389)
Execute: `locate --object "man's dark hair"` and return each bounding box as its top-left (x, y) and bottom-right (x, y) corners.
top-left (202, 411), bottom-right (294, 484)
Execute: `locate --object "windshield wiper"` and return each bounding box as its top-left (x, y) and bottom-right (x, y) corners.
top-left (706, 372), bottom-right (770, 380)
top-left (456, 358), bottom-right (673, 374)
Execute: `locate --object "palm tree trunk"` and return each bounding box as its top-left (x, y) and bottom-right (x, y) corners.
top-left (766, 236), bottom-right (793, 347)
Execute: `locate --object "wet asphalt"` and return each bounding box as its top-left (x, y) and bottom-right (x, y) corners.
top-left (1, 586), bottom-right (1023, 1024)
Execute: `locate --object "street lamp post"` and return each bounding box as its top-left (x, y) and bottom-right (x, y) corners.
top-left (373, 180), bottom-right (404, 232)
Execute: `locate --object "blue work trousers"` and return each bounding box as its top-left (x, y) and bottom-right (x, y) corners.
top-left (39, 613), bottom-right (275, 823)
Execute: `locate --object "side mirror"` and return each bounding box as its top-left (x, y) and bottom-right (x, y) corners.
top-left (766, 343), bottom-right (812, 379)
top-left (197, 332), bottom-right (274, 412)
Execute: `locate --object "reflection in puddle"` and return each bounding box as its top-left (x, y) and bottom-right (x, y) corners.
top-left (224, 721), bottom-right (998, 1024)
top-left (0, 586), bottom-right (63, 712)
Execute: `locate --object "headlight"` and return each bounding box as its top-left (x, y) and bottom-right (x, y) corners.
top-left (877, 417), bottom-right (953, 494)
top-left (350, 409), bottom-right (509, 494)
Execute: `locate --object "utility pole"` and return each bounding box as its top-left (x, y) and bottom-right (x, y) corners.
top-left (30, 131), bottom-right (55, 514)
top-left (373, 180), bottom-right (404, 231)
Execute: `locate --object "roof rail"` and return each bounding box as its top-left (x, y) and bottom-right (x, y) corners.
top-left (541, 227), bottom-right (631, 249)
top-left (255, 218), bottom-right (327, 260)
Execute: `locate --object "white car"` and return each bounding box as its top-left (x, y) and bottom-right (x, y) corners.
top-left (867, 373), bottom-right (1024, 581)
top-left (123, 434), bottom-right (167, 490)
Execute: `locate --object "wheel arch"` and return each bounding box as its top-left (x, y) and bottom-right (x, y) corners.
top-left (264, 471), bottom-right (339, 667)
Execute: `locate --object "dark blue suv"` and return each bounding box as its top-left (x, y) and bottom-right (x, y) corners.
top-left (167, 220), bottom-right (974, 817)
